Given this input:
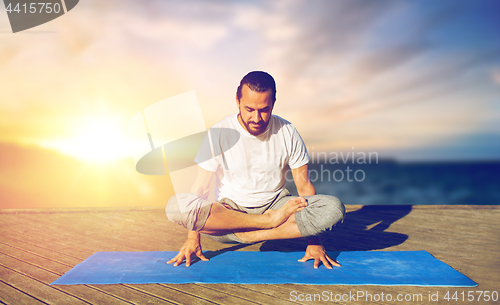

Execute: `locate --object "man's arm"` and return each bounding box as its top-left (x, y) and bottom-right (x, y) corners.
top-left (291, 164), bottom-right (341, 269)
top-left (291, 163), bottom-right (316, 197)
top-left (167, 166), bottom-right (214, 267)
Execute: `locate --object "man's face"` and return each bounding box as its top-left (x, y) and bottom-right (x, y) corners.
top-left (237, 84), bottom-right (274, 136)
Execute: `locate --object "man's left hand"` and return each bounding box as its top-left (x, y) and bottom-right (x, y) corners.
top-left (298, 237), bottom-right (340, 269)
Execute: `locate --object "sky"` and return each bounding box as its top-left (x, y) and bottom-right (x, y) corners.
top-left (0, 0), bottom-right (499, 208)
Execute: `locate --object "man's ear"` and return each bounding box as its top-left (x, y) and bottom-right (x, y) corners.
top-left (236, 96), bottom-right (240, 108)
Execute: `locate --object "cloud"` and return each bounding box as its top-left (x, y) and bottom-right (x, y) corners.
top-left (338, 49), bottom-right (500, 119)
top-left (347, 43), bottom-right (430, 84)
top-left (257, 1), bottom-right (397, 74)
top-left (1, 0), bottom-right (499, 161)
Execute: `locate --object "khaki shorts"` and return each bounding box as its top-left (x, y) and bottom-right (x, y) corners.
top-left (166, 189), bottom-right (345, 244)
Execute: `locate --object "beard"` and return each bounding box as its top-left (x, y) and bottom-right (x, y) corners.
top-left (239, 114), bottom-right (269, 136)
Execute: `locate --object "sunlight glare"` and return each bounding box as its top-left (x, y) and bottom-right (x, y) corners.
top-left (42, 116), bottom-right (131, 163)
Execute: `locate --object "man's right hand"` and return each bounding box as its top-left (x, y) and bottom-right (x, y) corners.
top-left (167, 232), bottom-right (209, 267)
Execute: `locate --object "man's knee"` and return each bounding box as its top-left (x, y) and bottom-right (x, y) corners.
top-left (165, 193), bottom-right (212, 231)
top-left (165, 194), bottom-right (186, 228)
top-left (317, 195), bottom-right (345, 227)
top-left (165, 195), bottom-right (180, 224)
top-left (303, 194), bottom-right (345, 235)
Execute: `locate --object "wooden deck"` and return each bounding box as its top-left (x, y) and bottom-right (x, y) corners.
top-left (0, 205), bottom-right (498, 305)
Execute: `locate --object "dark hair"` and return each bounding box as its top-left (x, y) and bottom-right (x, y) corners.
top-left (236, 71), bottom-right (276, 102)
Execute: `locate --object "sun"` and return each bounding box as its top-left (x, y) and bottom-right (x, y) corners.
top-left (42, 115), bottom-right (130, 163)
top-left (72, 117), bottom-right (128, 162)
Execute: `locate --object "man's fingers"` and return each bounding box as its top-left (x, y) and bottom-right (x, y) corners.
top-left (328, 257), bottom-right (341, 267)
top-left (172, 253), bottom-right (186, 267)
top-left (198, 253), bottom-right (209, 261)
top-left (299, 253), bottom-right (339, 269)
top-left (298, 255), bottom-right (312, 262)
top-left (173, 257), bottom-right (182, 267)
top-left (167, 254), bottom-right (181, 265)
top-left (324, 253), bottom-right (341, 267)
top-left (314, 258), bottom-right (320, 269)
top-left (168, 251), bottom-right (209, 267)
top-left (321, 256), bottom-right (333, 269)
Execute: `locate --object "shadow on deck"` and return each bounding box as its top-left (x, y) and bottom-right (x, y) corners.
top-left (259, 205), bottom-right (412, 253)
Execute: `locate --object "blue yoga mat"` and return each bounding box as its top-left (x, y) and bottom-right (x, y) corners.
top-left (51, 250), bottom-right (476, 286)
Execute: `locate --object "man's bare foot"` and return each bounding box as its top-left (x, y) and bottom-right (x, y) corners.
top-left (234, 198), bottom-right (306, 243)
top-left (265, 197), bottom-right (307, 228)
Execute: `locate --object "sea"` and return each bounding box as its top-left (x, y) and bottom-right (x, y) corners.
top-left (285, 161), bottom-right (500, 205)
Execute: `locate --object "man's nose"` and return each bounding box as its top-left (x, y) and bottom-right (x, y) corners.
top-left (252, 111), bottom-right (262, 123)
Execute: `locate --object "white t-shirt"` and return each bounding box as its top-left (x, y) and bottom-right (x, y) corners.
top-left (195, 114), bottom-right (310, 207)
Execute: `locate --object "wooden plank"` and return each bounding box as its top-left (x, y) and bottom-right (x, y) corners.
top-left (394, 211), bottom-right (499, 232)
top-left (123, 284), bottom-right (217, 305)
top-left (1, 213), bottom-right (143, 253)
top-left (0, 223), bottom-right (94, 258)
top-left (422, 211), bottom-right (500, 223)
top-left (0, 253), bottom-right (137, 304)
top-left (391, 217), bottom-right (500, 243)
top-left (0, 209), bottom-right (185, 256)
top-left (83, 285), bottom-right (175, 305)
top-left (0, 235), bottom-right (84, 264)
top-left (0, 265), bottom-right (87, 305)
top-left (197, 284), bottom-right (302, 305)
top-left (235, 284), bottom-right (363, 305)
top-left (235, 284), bottom-right (310, 304)
top-left (0, 280), bottom-right (45, 305)
top-left (0, 249), bottom-right (173, 305)
top-left (0, 222), bottom-right (188, 304)
top-left (159, 284), bottom-right (259, 305)
top-left (389, 225), bottom-right (500, 251)
top-left (286, 283), bottom-right (407, 305)
top-left (0, 243), bottom-right (75, 274)
top-left (0, 237), bottom-right (177, 304)
top-left (10, 212), bottom-right (172, 252)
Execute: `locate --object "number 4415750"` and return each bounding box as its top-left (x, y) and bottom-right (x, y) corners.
top-left (444, 291), bottom-right (498, 302)
top-left (6, 2), bottom-right (62, 14)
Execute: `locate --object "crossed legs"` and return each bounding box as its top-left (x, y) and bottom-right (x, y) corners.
top-left (197, 197), bottom-right (306, 235)
top-left (166, 191), bottom-right (345, 244)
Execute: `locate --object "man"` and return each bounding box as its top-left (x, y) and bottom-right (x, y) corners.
top-left (166, 71), bottom-right (345, 269)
